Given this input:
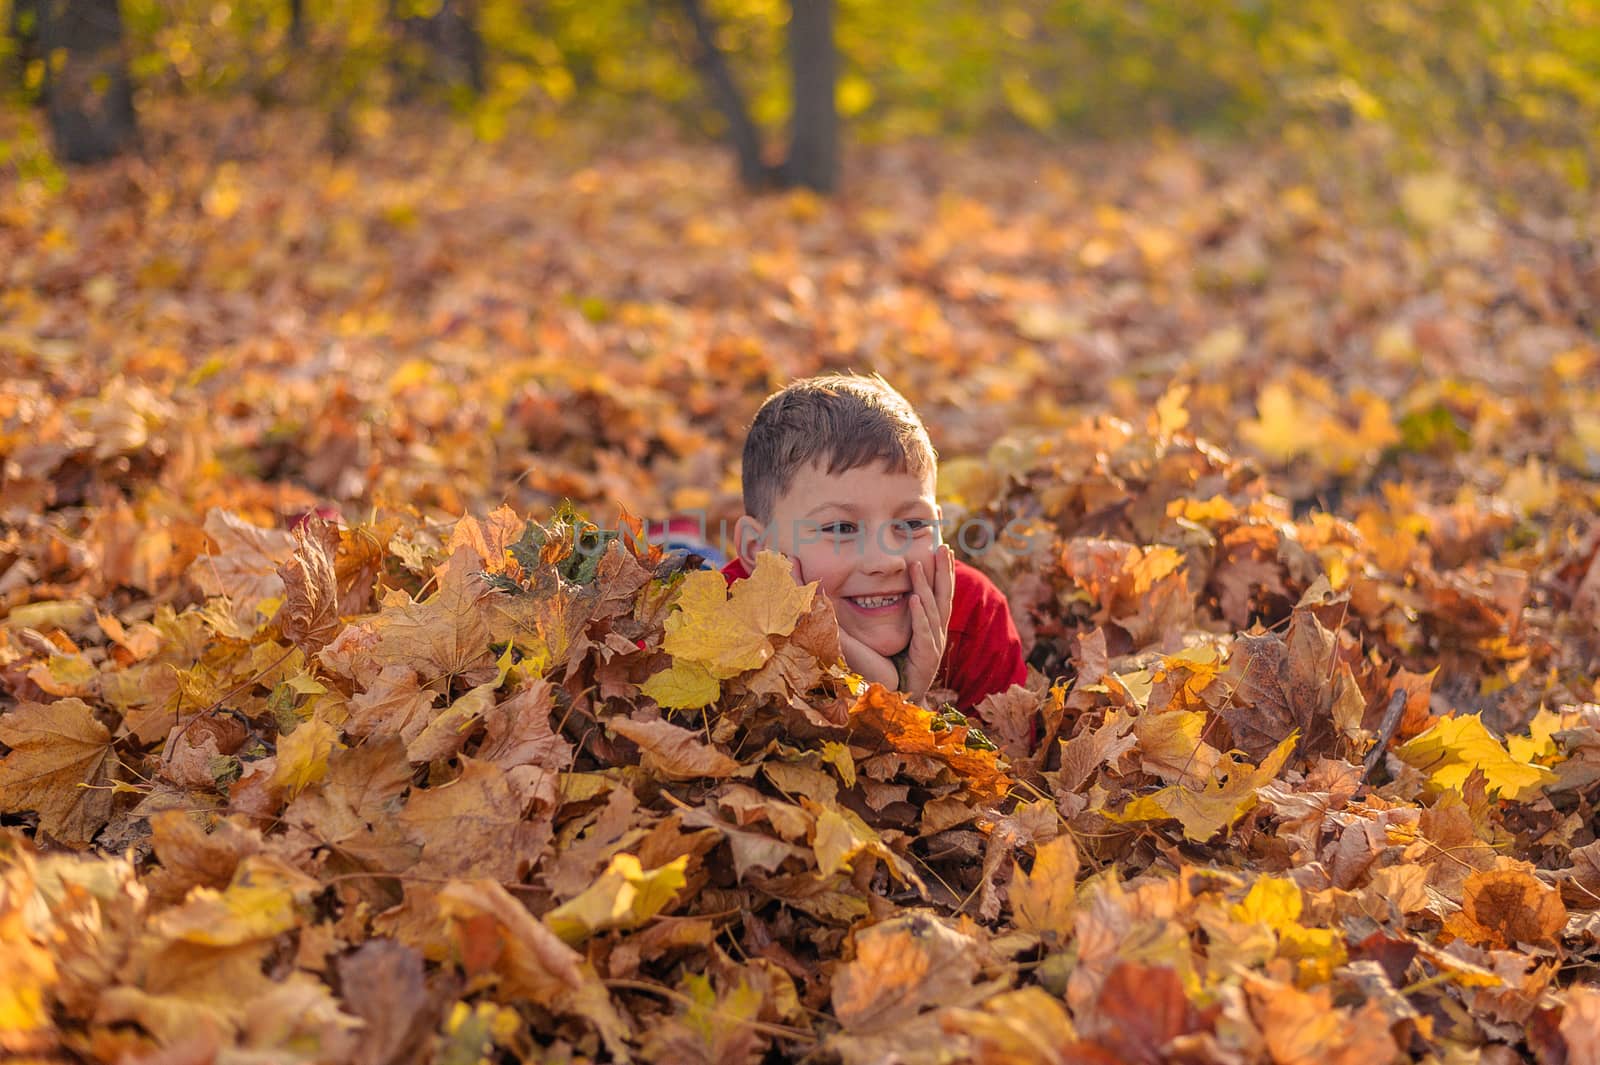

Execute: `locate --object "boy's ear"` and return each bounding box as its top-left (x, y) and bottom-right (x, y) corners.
top-left (734, 515), bottom-right (767, 570)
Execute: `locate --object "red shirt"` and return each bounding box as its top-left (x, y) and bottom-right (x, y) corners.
top-left (719, 556), bottom-right (1027, 715)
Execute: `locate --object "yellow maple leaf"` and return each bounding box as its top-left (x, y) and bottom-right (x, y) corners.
top-left (661, 551), bottom-right (815, 679)
top-left (1010, 834), bottom-right (1079, 938)
top-left (1395, 714), bottom-right (1559, 800)
top-left (1499, 457), bottom-right (1560, 517)
top-left (1241, 382), bottom-right (1314, 464)
top-left (1232, 875), bottom-right (1303, 930)
top-left (271, 714), bottom-right (343, 798)
top-left (803, 797), bottom-right (922, 888)
top-left (1230, 876), bottom-right (1346, 984)
top-left (1168, 495), bottom-right (1239, 524)
top-left (1135, 709), bottom-right (1218, 786)
top-left (152, 855), bottom-right (319, 947)
top-left (1110, 733), bottom-right (1296, 841)
top-left (0, 860), bottom-right (58, 1042)
top-left (545, 853), bottom-right (688, 944)
top-left (1507, 704), bottom-right (1568, 763)
top-left (810, 804), bottom-right (864, 877)
top-left (639, 659), bottom-right (720, 710)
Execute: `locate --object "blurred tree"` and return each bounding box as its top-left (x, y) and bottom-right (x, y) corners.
top-left (390, 0), bottom-right (485, 97)
top-left (39, 0), bottom-right (138, 161)
top-left (783, 0), bottom-right (835, 191)
top-left (679, 0), bottom-right (837, 193)
top-left (6, 0), bottom-right (40, 99)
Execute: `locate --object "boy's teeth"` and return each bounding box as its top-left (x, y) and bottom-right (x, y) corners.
top-left (851, 594), bottom-right (903, 608)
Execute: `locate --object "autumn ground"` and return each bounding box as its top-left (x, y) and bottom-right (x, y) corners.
top-left (3, 100), bottom-right (1600, 1063)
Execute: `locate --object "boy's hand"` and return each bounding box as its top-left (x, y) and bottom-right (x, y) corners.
top-left (900, 544), bottom-right (955, 703)
top-left (832, 545), bottom-right (954, 705)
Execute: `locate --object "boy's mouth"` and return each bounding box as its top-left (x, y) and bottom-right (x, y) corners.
top-left (845, 593), bottom-right (906, 613)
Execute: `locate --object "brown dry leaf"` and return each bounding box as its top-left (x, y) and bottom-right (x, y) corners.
top-left (400, 758), bottom-right (548, 881)
top-left (145, 811), bottom-right (264, 903)
top-left (368, 547), bottom-right (495, 686)
top-left (0, 697), bottom-right (114, 847)
top-left (1076, 962), bottom-right (1212, 1065)
top-left (437, 879), bottom-right (631, 1058)
top-left (1054, 708), bottom-right (1137, 793)
top-left (191, 509), bottom-right (294, 622)
top-left (973, 685), bottom-right (1041, 762)
top-left (941, 986), bottom-right (1079, 1065)
top-left (478, 678), bottom-right (572, 811)
top-left (345, 664), bottom-right (440, 744)
top-left (1560, 986), bottom-right (1600, 1065)
top-left (1245, 975), bottom-right (1401, 1065)
top-left (277, 518), bottom-right (343, 655)
top-left (832, 913), bottom-right (984, 1033)
top-left (280, 737), bottom-right (421, 875)
top-left (1219, 608), bottom-right (1339, 762)
top-left (478, 679), bottom-right (569, 770)
top-left (1444, 864), bottom-right (1568, 950)
top-left (1384, 666), bottom-right (1439, 740)
top-left (444, 505), bottom-right (526, 578)
top-left (159, 717), bottom-right (243, 790)
top-left (680, 805), bottom-right (806, 881)
top-left (334, 939), bottom-right (440, 1065)
top-left (1559, 839), bottom-right (1600, 907)
top-left (609, 715), bottom-right (741, 781)
top-left (334, 523), bottom-right (389, 618)
top-left (1281, 603), bottom-right (1338, 756)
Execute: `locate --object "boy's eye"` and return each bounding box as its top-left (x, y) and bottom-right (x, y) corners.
top-left (821, 522), bottom-right (858, 536)
top-left (902, 519), bottom-right (933, 532)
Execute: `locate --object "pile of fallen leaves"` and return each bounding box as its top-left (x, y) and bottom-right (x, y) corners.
top-left (4, 101), bottom-right (1600, 1063)
top-left (4, 469), bottom-right (1598, 1063)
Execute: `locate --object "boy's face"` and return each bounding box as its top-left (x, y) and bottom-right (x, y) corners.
top-left (736, 460), bottom-right (942, 658)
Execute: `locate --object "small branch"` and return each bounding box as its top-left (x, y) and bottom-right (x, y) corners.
top-left (1360, 690), bottom-right (1408, 784)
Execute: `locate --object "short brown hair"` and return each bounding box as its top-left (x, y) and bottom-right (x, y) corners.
top-left (741, 373), bottom-right (937, 522)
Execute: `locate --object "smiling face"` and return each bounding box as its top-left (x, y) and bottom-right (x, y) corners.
top-left (736, 460), bottom-right (942, 657)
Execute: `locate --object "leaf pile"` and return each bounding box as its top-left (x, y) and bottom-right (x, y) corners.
top-left (4, 103), bottom-right (1600, 1063)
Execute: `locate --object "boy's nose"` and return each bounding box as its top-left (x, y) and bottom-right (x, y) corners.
top-left (857, 535), bottom-right (908, 576)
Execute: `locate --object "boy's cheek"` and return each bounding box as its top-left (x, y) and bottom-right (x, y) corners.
top-left (901, 539), bottom-right (938, 573)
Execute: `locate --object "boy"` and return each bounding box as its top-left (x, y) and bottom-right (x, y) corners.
top-left (720, 373), bottom-right (1027, 714)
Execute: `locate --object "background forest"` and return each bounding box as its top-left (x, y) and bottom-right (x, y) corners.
top-left (4, 0), bottom-right (1600, 185)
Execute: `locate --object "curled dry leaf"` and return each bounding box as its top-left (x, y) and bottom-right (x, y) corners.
top-left (608, 716), bottom-right (741, 781)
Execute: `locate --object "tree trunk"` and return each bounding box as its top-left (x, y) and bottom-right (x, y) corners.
top-left (391, 0), bottom-right (485, 97)
top-left (288, 0), bottom-right (305, 48)
top-left (782, 0), bottom-right (836, 193)
top-left (39, 0), bottom-right (137, 163)
top-left (679, 0), bottom-right (772, 190)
